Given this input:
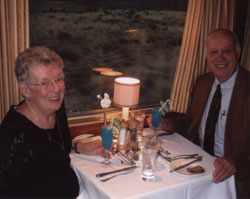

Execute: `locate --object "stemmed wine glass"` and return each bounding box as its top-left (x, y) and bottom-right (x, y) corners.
top-left (101, 126), bottom-right (113, 165)
top-left (150, 108), bottom-right (162, 172)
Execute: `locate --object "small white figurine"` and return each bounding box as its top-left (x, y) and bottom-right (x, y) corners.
top-left (97, 93), bottom-right (111, 108)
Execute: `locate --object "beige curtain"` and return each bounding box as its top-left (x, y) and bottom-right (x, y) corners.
top-left (0, 0), bottom-right (29, 122)
top-left (170, 0), bottom-right (236, 113)
top-left (241, 1), bottom-right (250, 71)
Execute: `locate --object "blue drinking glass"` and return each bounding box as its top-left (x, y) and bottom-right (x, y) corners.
top-left (152, 109), bottom-right (162, 128)
top-left (150, 108), bottom-right (162, 170)
top-left (101, 126), bottom-right (113, 165)
top-left (151, 108), bottom-right (162, 136)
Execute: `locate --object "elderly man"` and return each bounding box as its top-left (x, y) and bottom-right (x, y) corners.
top-left (186, 29), bottom-right (250, 198)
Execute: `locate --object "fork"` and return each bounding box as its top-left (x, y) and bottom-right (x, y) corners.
top-left (100, 171), bottom-right (129, 182)
top-left (158, 153), bottom-right (199, 162)
top-left (174, 153), bottom-right (199, 159)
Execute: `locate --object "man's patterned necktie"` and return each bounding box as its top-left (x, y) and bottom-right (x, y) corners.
top-left (204, 84), bottom-right (221, 155)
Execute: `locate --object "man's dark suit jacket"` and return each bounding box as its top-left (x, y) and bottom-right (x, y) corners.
top-left (186, 67), bottom-right (250, 198)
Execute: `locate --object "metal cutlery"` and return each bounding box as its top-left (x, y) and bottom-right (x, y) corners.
top-left (100, 171), bottom-right (131, 182)
top-left (173, 153), bottom-right (199, 158)
top-left (96, 165), bottom-right (138, 178)
top-left (171, 153), bottom-right (200, 161)
top-left (169, 156), bottom-right (203, 173)
top-left (158, 152), bottom-right (200, 162)
top-left (115, 152), bottom-right (136, 166)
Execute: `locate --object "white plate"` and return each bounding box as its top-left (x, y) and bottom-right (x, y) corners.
top-left (73, 134), bottom-right (101, 143)
top-left (170, 159), bottom-right (205, 176)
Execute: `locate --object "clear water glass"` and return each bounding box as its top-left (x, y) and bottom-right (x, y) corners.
top-left (141, 135), bottom-right (161, 181)
top-left (142, 148), bottom-right (157, 181)
top-left (134, 110), bottom-right (146, 143)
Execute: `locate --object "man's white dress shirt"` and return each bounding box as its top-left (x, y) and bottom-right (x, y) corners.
top-left (199, 67), bottom-right (238, 157)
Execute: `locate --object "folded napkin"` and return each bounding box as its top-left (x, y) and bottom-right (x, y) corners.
top-left (73, 134), bottom-right (101, 144)
top-left (143, 128), bottom-right (167, 136)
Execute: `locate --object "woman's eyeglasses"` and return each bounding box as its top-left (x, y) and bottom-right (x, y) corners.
top-left (29, 76), bottom-right (64, 90)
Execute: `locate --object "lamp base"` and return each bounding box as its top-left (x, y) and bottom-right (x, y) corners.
top-left (122, 107), bottom-right (130, 121)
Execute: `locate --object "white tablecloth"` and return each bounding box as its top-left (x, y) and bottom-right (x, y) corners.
top-left (71, 129), bottom-right (236, 199)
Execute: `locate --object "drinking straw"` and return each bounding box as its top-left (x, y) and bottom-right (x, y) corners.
top-left (159, 99), bottom-right (170, 111)
top-left (168, 100), bottom-right (174, 111)
top-left (110, 118), bottom-right (114, 128)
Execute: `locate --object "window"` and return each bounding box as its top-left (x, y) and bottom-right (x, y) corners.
top-left (29, 0), bottom-right (187, 120)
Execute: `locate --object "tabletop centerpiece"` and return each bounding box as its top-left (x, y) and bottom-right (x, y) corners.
top-left (97, 93), bottom-right (112, 126)
top-left (97, 93), bottom-right (113, 165)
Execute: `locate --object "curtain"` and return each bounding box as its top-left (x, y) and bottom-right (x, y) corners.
top-left (170, 0), bottom-right (236, 113)
top-left (0, 0), bottom-right (29, 122)
top-left (241, 1), bottom-right (250, 71)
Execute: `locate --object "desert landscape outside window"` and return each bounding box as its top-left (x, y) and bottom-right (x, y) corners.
top-left (29, 0), bottom-right (188, 117)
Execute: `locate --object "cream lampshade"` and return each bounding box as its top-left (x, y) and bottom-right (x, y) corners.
top-left (113, 77), bottom-right (140, 121)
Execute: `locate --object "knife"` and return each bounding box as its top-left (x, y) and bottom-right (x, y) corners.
top-left (169, 156), bottom-right (202, 173)
top-left (96, 165), bottom-right (138, 178)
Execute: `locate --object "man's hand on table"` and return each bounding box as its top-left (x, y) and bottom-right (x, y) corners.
top-left (212, 157), bottom-right (236, 183)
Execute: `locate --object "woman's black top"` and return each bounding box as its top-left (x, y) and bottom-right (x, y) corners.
top-left (0, 102), bottom-right (79, 198)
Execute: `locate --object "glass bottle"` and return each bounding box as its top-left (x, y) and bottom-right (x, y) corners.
top-left (129, 119), bottom-right (139, 150)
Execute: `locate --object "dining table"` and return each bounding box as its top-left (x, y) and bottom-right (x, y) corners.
top-left (70, 128), bottom-right (236, 199)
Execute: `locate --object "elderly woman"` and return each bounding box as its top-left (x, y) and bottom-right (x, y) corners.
top-left (0, 46), bottom-right (103, 198)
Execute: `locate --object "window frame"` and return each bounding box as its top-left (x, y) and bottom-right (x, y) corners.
top-left (67, 105), bottom-right (154, 127)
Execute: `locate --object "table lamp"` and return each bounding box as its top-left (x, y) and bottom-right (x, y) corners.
top-left (113, 77), bottom-right (140, 121)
